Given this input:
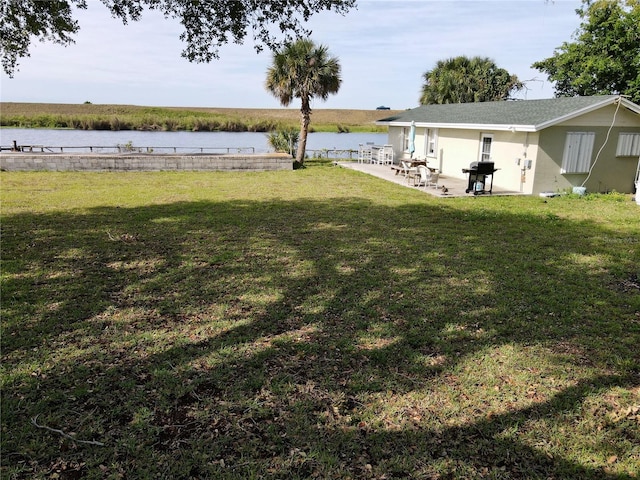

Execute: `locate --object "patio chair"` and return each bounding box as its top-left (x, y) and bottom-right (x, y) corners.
top-left (415, 165), bottom-right (439, 189)
top-left (357, 144), bottom-right (365, 163)
top-left (400, 160), bottom-right (417, 177)
top-left (358, 144), bottom-right (372, 163)
top-left (406, 163), bottom-right (421, 186)
top-left (383, 145), bottom-right (394, 164)
top-left (371, 146), bottom-right (385, 165)
top-left (425, 167), bottom-right (439, 188)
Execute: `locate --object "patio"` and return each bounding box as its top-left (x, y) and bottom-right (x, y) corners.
top-left (336, 161), bottom-right (524, 198)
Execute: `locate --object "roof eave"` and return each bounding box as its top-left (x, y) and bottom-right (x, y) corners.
top-left (377, 121), bottom-right (538, 132)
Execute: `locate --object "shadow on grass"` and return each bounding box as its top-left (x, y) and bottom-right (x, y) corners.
top-left (2, 198), bottom-right (639, 479)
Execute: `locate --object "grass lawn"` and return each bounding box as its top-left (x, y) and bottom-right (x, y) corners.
top-left (1, 164), bottom-right (639, 479)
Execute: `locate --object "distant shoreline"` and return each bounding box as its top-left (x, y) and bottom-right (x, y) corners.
top-left (0, 102), bottom-right (398, 134)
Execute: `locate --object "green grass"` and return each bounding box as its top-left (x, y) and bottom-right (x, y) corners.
top-left (0, 103), bottom-right (395, 133)
top-left (1, 165), bottom-right (639, 479)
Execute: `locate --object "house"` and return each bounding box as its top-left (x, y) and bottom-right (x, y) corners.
top-left (376, 95), bottom-right (640, 195)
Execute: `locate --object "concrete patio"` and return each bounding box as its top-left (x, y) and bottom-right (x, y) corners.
top-left (336, 161), bottom-right (524, 198)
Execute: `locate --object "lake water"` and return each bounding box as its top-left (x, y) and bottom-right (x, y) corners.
top-left (0, 128), bottom-right (388, 157)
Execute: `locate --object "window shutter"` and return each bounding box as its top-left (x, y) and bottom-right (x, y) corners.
top-left (616, 133), bottom-right (640, 156)
top-left (562, 132), bottom-right (595, 173)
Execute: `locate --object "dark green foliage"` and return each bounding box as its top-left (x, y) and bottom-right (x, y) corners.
top-left (0, 0), bottom-right (86, 77)
top-left (1, 0), bottom-right (356, 77)
top-left (532, 0), bottom-right (640, 103)
top-left (420, 56), bottom-right (523, 104)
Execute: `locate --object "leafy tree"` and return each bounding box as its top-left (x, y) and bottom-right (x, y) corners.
top-left (265, 39), bottom-right (341, 166)
top-left (419, 56), bottom-right (523, 105)
top-left (0, 0), bottom-right (355, 77)
top-left (532, 0), bottom-right (640, 103)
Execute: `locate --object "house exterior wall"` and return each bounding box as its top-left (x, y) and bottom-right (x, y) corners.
top-left (389, 126), bottom-right (542, 194)
top-left (534, 105), bottom-right (640, 194)
top-left (388, 127), bottom-right (408, 162)
top-left (432, 128), bottom-right (482, 174)
top-left (437, 129), bottom-right (544, 194)
top-left (386, 102), bottom-right (640, 195)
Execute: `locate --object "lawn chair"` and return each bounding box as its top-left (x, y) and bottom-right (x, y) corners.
top-left (400, 160), bottom-right (417, 177)
top-left (382, 145), bottom-right (394, 164)
top-left (358, 144), bottom-right (372, 163)
top-left (415, 165), bottom-right (439, 189)
top-left (425, 167), bottom-right (439, 188)
top-left (406, 163), bottom-right (421, 186)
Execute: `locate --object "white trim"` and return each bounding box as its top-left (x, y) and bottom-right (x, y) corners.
top-left (424, 128), bottom-right (438, 157)
top-left (479, 133), bottom-right (494, 162)
top-left (378, 121), bottom-right (537, 132)
top-left (402, 126), bottom-right (411, 153)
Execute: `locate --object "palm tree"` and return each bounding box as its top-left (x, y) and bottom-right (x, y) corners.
top-left (265, 39), bottom-right (341, 165)
top-left (420, 56), bottom-right (523, 105)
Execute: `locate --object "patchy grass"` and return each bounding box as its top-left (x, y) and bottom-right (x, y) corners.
top-left (1, 167), bottom-right (639, 479)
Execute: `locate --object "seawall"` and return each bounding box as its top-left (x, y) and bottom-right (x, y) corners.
top-left (0, 152), bottom-right (293, 172)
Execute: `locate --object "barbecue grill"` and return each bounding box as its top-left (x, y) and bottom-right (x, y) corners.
top-left (462, 161), bottom-right (498, 195)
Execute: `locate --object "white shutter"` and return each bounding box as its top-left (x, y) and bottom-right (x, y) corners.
top-left (562, 132), bottom-right (595, 173)
top-left (616, 133), bottom-right (640, 156)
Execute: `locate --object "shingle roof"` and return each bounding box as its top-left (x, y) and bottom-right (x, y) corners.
top-left (376, 95), bottom-right (636, 131)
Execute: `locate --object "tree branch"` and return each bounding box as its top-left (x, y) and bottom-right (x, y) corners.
top-left (31, 415), bottom-right (105, 446)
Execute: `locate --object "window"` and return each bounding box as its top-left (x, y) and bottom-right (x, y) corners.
top-left (403, 127), bottom-right (410, 152)
top-left (616, 133), bottom-right (640, 156)
top-left (479, 134), bottom-right (493, 162)
top-left (562, 132), bottom-right (595, 173)
top-left (425, 128), bottom-right (438, 157)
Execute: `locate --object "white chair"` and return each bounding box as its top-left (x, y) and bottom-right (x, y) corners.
top-left (400, 161), bottom-right (417, 178)
top-left (368, 145), bottom-right (379, 164)
top-left (406, 163), bottom-right (421, 186)
top-left (383, 145), bottom-right (394, 164)
top-left (426, 168), bottom-right (440, 188)
top-left (358, 144), bottom-right (373, 163)
top-left (365, 142), bottom-right (375, 163)
top-left (415, 165), bottom-right (439, 189)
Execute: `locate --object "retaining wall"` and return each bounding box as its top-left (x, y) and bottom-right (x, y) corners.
top-left (0, 152), bottom-right (293, 172)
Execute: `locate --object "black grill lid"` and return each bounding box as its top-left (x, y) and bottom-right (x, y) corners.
top-left (469, 161), bottom-right (496, 173)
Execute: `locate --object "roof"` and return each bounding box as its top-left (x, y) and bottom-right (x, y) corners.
top-left (376, 95), bottom-right (640, 132)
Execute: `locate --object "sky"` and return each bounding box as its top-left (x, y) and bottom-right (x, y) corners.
top-left (0, 0), bottom-right (585, 110)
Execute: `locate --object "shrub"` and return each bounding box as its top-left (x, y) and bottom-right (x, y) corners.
top-left (267, 128), bottom-right (299, 156)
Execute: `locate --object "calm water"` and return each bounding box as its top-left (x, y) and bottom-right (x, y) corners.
top-left (0, 128), bottom-right (387, 156)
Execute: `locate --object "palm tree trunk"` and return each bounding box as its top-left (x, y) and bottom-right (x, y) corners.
top-left (296, 96), bottom-right (311, 165)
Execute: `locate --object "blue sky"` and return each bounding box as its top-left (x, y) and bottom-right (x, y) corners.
top-left (0, 0), bottom-right (584, 110)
